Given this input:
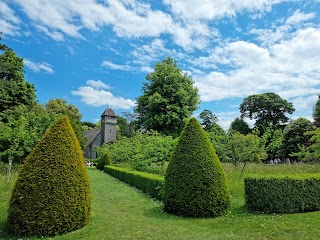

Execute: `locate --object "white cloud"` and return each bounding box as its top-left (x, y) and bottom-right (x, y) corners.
top-left (86, 80), bottom-right (110, 89)
top-left (0, 2), bottom-right (20, 36)
top-left (250, 10), bottom-right (317, 46)
top-left (23, 59), bottom-right (54, 74)
top-left (36, 25), bottom-right (64, 41)
top-left (163, 0), bottom-right (285, 21)
top-left (72, 81), bottom-right (136, 109)
top-left (102, 60), bottom-right (132, 71)
top-left (286, 10), bottom-right (316, 25)
top-left (12, 0), bottom-right (280, 50)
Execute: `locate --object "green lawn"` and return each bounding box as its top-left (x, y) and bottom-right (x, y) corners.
top-left (1, 164), bottom-right (320, 239)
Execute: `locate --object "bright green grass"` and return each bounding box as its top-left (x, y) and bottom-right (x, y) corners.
top-left (1, 164), bottom-right (320, 239)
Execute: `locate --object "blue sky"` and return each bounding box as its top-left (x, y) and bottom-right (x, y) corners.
top-left (1, 0), bottom-right (320, 129)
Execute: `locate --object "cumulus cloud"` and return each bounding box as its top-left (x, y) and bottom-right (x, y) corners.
top-left (86, 80), bottom-right (110, 89)
top-left (11, 0), bottom-right (279, 50)
top-left (23, 59), bottom-right (54, 74)
top-left (163, 0), bottom-right (286, 21)
top-left (72, 80), bottom-right (136, 109)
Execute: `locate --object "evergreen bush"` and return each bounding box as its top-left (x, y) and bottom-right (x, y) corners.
top-left (105, 165), bottom-right (164, 200)
top-left (98, 151), bottom-right (112, 171)
top-left (7, 116), bottom-right (91, 237)
top-left (164, 118), bottom-right (230, 217)
top-left (245, 175), bottom-right (320, 213)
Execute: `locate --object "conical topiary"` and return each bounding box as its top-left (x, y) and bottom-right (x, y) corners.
top-left (7, 116), bottom-right (91, 237)
top-left (98, 151), bottom-right (112, 171)
top-left (164, 118), bottom-right (230, 217)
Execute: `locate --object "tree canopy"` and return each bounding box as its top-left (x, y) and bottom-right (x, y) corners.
top-left (199, 109), bottom-right (218, 131)
top-left (229, 117), bottom-right (251, 135)
top-left (313, 95), bottom-right (320, 126)
top-left (283, 117), bottom-right (315, 160)
top-left (45, 98), bottom-right (85, 148)
top-left (240, 92), bottom-right (295, 133)
top-left (0, 37), bottom-right (36, 119)
top-left (135, 57), bottom-right (200, 137)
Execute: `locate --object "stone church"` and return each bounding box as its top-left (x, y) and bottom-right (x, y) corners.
top-left (84, 108), bottom-right (117, 159)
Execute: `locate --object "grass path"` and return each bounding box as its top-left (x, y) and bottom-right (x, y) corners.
top-left (2, 167), bottom-right (320, 239)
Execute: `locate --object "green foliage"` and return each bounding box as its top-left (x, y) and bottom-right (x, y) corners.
top-left (207, 127), bottom-right (229, 162)
top-left (240, 92), bottom-right (295, 134)
top-left (97, 151), bottom-right (112, 171)
top-left (229, 117), bottom-right (251, 135)
top-left (245, 175), bottom-right (320, 213)
top-left (199, 109), bottom-right (218, 131)
top-left (283, 117), bottom-right (315, 160)
top-left (0, 104), bottom-right (52, 164)
top-left (7, 116), bottom-right (91, 237)
top-left (262, 127), bottom-right (284, 160)
top-left (0, 39), bottom-right (36, 118)
top-left (227, 132), bottom-right (267, 166)
top-left (313, 95), bottom-right (320, 126)
top-left (291, 128), bottom-right (320, 162)
top-left (164, 118), bottom-right (230, 217)
top-left (98, 130), bottom-right (176, 175)
top-left (105, 166), bottom-right (164, 200)
top-left (45, 98), bottom-right (85, 148)
top-left (117, 116), bottom-right (130, 137)
top-left (135, 57), bottom-right (200, 137)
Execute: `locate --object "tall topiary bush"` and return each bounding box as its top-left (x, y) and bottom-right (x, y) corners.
top-left (7, 116), bottom-right (91, 237)
top-left (98, 151), bottom-right (112, 171)
top-left (164, 118), bottom-right (230, 217)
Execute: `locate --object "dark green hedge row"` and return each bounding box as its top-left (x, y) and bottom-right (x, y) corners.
top-left (104, 166), bottom-right (164, 200)
top-left (245, 175), bottom-right (320, 214)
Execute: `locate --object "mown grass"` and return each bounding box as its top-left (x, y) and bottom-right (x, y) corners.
top-left (1, 164), bottom-right (320, 239)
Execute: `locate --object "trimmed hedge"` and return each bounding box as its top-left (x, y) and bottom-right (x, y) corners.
top-left (164, 118), bottom-right (230, 217)
top-left (97, 151), bottom-right (112, 171)
top-left (7, 116), bottom-right (91, 237)
top-left (245, 175), bottom-right (320, 214)
top-left (104, 166), bottom-right (164, 200)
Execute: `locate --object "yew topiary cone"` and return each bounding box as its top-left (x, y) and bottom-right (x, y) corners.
top-left (164, 118), bottom-right (230, 217)
top-left (7, 116), bottom-right (91, 237)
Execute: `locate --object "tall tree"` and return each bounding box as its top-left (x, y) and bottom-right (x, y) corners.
top-left (313, 95), bottom-right (320, 126)
top-left (0, 37), bottom-right (36, 119)
top-left (199, 109), bottom-right (218, 131)
top-left (122, 111), bottom-right (137, 136)
top-left (240, 92), bottom-right (295, 134)
top-left (45, 99), bottom-right (85, 148)
top-left (135, 57), bottom-right (200, 137)
top-left (229, 117), bottom-right (251, 135)
top-left (283, 117), bottom-right (315, 160)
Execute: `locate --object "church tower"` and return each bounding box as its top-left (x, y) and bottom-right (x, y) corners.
top-left (101, 108), bottom-right (117, 144)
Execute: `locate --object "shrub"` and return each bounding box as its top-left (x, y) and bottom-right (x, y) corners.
top-left (245, 175), bottom-right (320, 213)
top-left (105, 166), bottom-right (164, 200)
top-left (97, 151), bottom-right (112, 171)
top-left (7, 116), bottom-right (91, 237)
top-left (164, 118), bottom-right (230, 217)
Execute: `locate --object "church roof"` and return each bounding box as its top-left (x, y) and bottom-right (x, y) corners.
top-left (84, 128), bottom-right (101, 147)
top-left (101, 108), bottom-right (117, 117)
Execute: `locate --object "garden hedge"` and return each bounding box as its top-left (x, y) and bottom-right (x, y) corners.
top-left (104, 165), bottom-right (164, 200)
top-left (245, 175), bottom-right (320, 213)
top-left (7, 116), bottom-right (91, 237)
top-left (97, 151), bottom-right (112, 171)
top-left (164, 118), bottom-right (230, 217)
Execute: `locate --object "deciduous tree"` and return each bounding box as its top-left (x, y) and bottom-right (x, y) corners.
top-left (199, 109), bottom-right (218, 131)
top-left (0, 37), bottom-right (36, 119)
top-left (240, 92), bottom-right (295, 134)
top-left (135, 57), bottom-right (200, 137)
